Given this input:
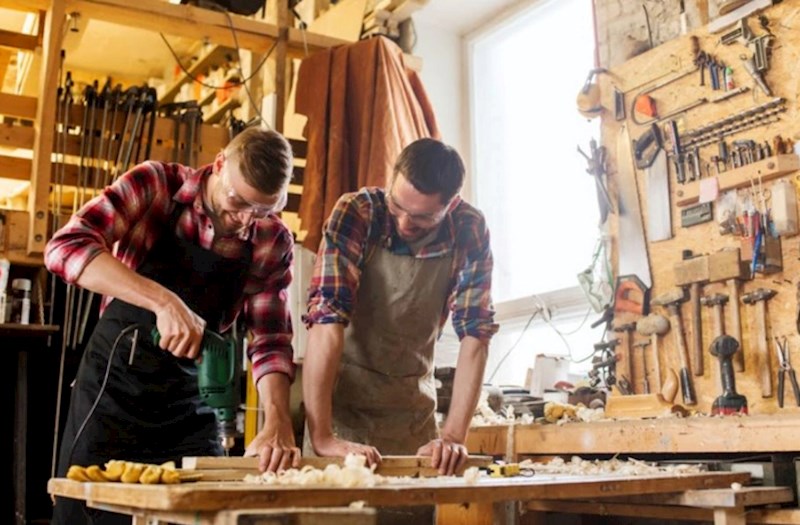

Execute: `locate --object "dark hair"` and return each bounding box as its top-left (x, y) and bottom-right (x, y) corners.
top-left (393, 138), bottom-right (464, 204)
top-left (225, 127), bottom-right (293, 195)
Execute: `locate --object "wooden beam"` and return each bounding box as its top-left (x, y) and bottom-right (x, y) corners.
top-left (28, 0), bottom-right (65, 254)
top-left (275, 0), bottom-right (289, 133)
top-left (0, 93), bottom-right (38, 120)
top-left (0, 0), bottom-right (49, 12)
top-left (58, 0), bottom-right (346, 57)
top-left (0, 28), bottom-right (38, 51)
top-left (0, 124), bottom-right (35, 149)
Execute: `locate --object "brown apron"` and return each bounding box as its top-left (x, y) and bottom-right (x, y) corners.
top-left (331, 244), bottom-right (453, 454)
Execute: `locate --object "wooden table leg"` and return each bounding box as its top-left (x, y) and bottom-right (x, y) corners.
top-left (713, 507), bottom-right (745, 525)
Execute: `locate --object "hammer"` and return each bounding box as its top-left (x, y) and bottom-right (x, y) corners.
top-left (636, 313), bottom-right (670, 392)
top-left (613, 322), bottom-right (638, 394)
top-left (743, 288), bottom-right (777, 397)
top-left (707, 249), bottom-right (749, 372)
top-left (701, 293), bottom-right (729, 339)
top-left (653, 289), bottom-right (696, 405)
top-left (674, 252), bottom-right (709, 377)
top-left (633, 340), bottom-right (652, 394)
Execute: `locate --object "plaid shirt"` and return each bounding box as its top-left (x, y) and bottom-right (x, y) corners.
top-left (45, 161), bottom-right (295, 382)
top-left (305, 187), bottom-right (498, 342)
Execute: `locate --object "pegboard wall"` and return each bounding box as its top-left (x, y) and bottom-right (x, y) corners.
top-left (597, 0), bottom-right (800, 415)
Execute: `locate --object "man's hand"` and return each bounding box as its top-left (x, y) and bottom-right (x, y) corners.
top-left (153, 293), bottom-right (206, 359)
top-left (244, 413), bottom-right (301, 473)
top-left (312, 434), bottom-right (382, 467)
top-left (417, 438), bottom-right (468, 475)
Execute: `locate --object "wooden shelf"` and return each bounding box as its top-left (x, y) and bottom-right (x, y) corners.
top-left (197, 72), bottom-right (241, 108)
top-left (159, 45), bottom-right (232, 105)
top-left (0, 323), bottom-right (59, 338)
top-left (203, 97), bottom-right (240, 125)
top-left (467, 414), bottom-right (800, 458)
top-left (675, 154), bottom-right (800, 207)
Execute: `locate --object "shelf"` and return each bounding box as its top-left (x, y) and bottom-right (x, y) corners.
top-left (159, 44), bottom-right (232, 105)
top-left (0, 323), bottom-right (59, 338)
top-left (197, 72), bottom-right (241, 108)
top-left (203, 97), bottom-right (240, 125)
top-left (675, 154), bottom-right (800, 207)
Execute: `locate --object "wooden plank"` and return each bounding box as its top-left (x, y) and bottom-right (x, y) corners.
top-left (28, 0), bottom-right (65, 255)
top-left (0, 123), bottom-right (35, 150)
top-left (47, 471), bottom-right (750, 512)
top-left (0, 28), bottom-right (38, 51)
top-left (181, 455), bottom-right (493, 476)
top-left (465, 425), bottom-right (507, 456)
top-left (159, 45), bottom-right (231, 105)
top-left (675, 154), bottom-right (800, 207)
top-left (0, 93), bottom-right (37, 120)
top-left (608, 486), bottom-right (794, 508)
top-left (513, 414), bottom-right (800, 455)
top-left (0, 209), bottom-right (44, 266)
top-left (526, 499), bottom-right (712, 521)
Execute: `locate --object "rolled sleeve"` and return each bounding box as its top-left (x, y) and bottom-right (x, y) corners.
top-left (246, 226), bottom-right (297, 384)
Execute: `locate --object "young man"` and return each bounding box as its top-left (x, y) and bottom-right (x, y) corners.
top-left (303, 138), bottom-right (498, 476)
top-left (46, 127), bottom-right (300, 525)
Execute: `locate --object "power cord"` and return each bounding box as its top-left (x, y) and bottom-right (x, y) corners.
top-left (65, 323), bottom-right (146, 467)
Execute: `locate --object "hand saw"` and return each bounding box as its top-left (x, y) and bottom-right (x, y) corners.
top-left (616, 123), bottom-right (652, 290)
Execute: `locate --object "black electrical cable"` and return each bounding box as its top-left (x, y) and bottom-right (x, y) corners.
top-left (65, 323), bottom-right (146, 467)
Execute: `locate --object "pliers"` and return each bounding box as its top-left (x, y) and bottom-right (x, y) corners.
top-left (775, 337), bottom-right (800, 408)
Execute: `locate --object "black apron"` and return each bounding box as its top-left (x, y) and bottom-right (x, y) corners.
top-left (51, 203), bottom-right (252, 525)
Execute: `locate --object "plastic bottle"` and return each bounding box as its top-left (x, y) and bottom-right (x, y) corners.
top-left (10, 278), bottom-right (31, 325)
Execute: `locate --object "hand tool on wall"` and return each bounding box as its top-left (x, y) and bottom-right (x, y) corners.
top-left (590, 339), bottom-right (621, 391)
top-left (636, 313), bottom-right (670, 393)
top-left (742, 288), bottom-right (777, 397)
top-left (707, 249), bottom-right (749, 371)
top-left (614, 322), bottom-right (638, 394)
top-left (577, 138), bottom-right (612, 224)
top-left (633, 340), bottom-right (652, 394)
top-left (774, 336), bottom-right (800, 408)
top-left (613, 275), bottom-right (650, 316)
top-left (674, 252), bottom-right (709, 376)
top-left (710, 335), bottom-right (748, 415)
top-left (617, 124), bottom-right (652, 289)
top-left (634, 124), bottom-right (672, 242)
top-left (653, 290), bottom-right (696, 405)
top-left (701, 293), bottom-right (729, 339)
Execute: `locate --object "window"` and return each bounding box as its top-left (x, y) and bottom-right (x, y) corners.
top-left (468, 0), bottom-right (601, 304)
top-left (463, 0), bottom-right (607, 383)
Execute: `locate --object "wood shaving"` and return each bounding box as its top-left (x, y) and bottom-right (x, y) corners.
top-left (243, 454), bottom-right (485, 487)
top-left (519, 456), bottom-right (705, 477)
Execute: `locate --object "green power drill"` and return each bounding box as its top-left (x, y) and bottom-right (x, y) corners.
top-left (151, 328), bottom-right (240, 454)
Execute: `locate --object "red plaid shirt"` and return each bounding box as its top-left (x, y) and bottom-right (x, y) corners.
top-left (45, 161), bottom-right (295, 382)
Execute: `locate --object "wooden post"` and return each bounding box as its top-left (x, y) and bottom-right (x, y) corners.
top-left (275, 0), bottom-right (289, 133)
top-left (28, 0), bottom-right (66, 255)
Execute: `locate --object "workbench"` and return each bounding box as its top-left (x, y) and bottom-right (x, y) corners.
top-left (48, 470), bottom-right (757, 525)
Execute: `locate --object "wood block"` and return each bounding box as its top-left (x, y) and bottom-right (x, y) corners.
top-left (604, 393), bottom-right (684, 419)
top-left (674, 255), bottom-right (709, 286)
top-left (707, 248), bottom-right (747, 282)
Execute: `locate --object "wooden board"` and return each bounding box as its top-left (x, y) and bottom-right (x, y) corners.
top-left (512, 414), bottom-right (800, 455)
top-left (47, 471), bottom-right (750, 512)
top-left (597, 0), bottom-right (800, 415)
top-left (181, 455), bottom-right (494, 479)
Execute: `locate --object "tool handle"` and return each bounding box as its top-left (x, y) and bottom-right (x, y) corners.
top-left (790, 370), bottom-right (800, 407)
top-left (679, 367), bottom-right (697, 405)
top-left (690, 283), bottom-right (703, 376)
top-left (778, 370), bottom-right (785, 408)
top-left (651, 335), bottom-right (662, 392)
top-left (756, 302), bottom-right (772, 397)
top-left (729, 280), bottom-right (744, 373)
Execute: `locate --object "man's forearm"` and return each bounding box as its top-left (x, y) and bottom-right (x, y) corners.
top-left (257, 372), bottom-right (293, 420)
top-left (441, 336), bottom-right (488, 443)
top-left (302, 323), bottom-right (345, 442)
top-left (75, 252), bottom-right (173, 313)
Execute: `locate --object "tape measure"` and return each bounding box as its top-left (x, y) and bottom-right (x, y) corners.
top-left (487, 463), bottom-right (534, 478)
